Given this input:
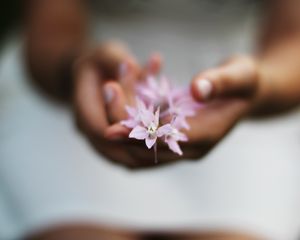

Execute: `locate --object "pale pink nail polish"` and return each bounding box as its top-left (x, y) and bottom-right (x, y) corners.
top-left (196, 79), bottom-right (212, 100)
top-left (119, 62), bottom-right (128, 79)
top-left (103, 85), bottom-right (114, 103)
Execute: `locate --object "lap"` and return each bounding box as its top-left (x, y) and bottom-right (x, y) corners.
top-left (26, 224), bottom-right (261, 240)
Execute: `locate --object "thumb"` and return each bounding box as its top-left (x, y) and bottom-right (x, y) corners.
top-left (191, 56), bottom-right (259, 102)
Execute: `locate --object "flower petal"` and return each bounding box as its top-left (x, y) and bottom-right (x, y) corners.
top-left (145, 137), bottom-right (157, 149)
top-left (125, 106), bottom-right (137, 117)
top-left (135, 98), bottom-right (155, 127)
top-left (154, 107), bottom-right (160, 126)
top-left (140, 110), bottom-right (154, 127)
top-left (137, 86), bottom-right (157, 102)
top-left (121, 119), bottom-right (138, 128)
top-left (166, 139), bottom-right (183, 155)
top-left (147, 75), bottom-right (158, 90)
top-left (136, 97), bottom-right (147, 112)
top-left (157, 124), bottom-right (172, 137)
top-left (129, 125), bottom-right (147, 140)
top-left (176, 132), bottom-right (188, 142)
top-left (173, 116), bottom-right (190, 130)
top-left (160, 76), bottom-right (171, 93)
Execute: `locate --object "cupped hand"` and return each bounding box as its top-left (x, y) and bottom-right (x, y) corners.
top-left (73, 41), bottom-right (163, 168)
top-left (183, 55), bottom-right (260, 155)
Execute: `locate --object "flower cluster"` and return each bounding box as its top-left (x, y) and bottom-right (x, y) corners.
top-left (121, 75), bottom-right (201, 161)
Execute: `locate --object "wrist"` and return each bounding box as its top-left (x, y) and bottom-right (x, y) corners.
top-left (247, 58), bottom-right (276, 116)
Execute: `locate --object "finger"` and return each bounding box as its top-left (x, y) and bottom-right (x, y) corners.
top-left (103, 81), bottom-right (128, 124)
top-left (104, 123), bottom-right (130, 140)
top-left (191, 55), bottom-right (259, 102)
top-left (185, 99), bottom-right (250, 143)
top-left (118, 53), bottom-right (162, 104)
top-left (118, 60), bottom-right (140, 105)
top-left (74, 64), bottom-right (109, 136)
top-left (140, 52), bottom-right (163, 79)
top-left (118, 54), bottom-right (141, 83)
top-left (147, 52), bottom-right (163, 75)
top-left (93, 40), bottom-right (132, 79)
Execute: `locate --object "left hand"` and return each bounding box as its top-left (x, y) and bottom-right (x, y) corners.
top-left (73, 41), bottom-right (164, 168)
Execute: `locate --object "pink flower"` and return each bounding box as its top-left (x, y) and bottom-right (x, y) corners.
top-left (120, 72), bottom-right (201, 158)
top-left (121, 98), bottom-right (153, 128)
top-left (162, 118), bottom-right (188, 155)
top-left (136, 75), bottom-right (171, 105)
top-left (129, 107), bottom-right (170, 149)
top-left (167, 88), bottom-right (201, 118)
top-left (120, 106), bottom-right (139, 128)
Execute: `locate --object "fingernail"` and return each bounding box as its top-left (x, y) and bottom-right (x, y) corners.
top-left (119, 62), bottom-right (128, 79)
top-left (147, 57), bottom-right (154, 71)
top-left (196, 79), bottom-right (213, 100)
top-left (103, 85), bottom-right (114, 103)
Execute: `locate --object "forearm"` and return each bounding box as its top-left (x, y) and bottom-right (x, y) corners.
top-left (24, 0), bottom-right (88, 101)
top-left (251, 0), bottom-right (300, 115)
top-left (253, 36), bottom-right (300, 114)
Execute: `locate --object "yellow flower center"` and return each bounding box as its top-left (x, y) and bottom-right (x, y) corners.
top-left (147, 123), bottom-right (157, 136)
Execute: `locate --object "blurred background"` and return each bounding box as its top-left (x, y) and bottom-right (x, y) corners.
top-left (1, 1), bottom-right (300, 239)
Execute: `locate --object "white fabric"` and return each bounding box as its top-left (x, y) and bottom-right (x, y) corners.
top-left (1, 1), bottom-right (300, 239)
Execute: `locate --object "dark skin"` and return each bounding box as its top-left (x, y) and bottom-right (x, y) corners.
top-left (24, 0), bottom-right (300, 239)
top-left (26, 224), bottom-right (261, 240)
